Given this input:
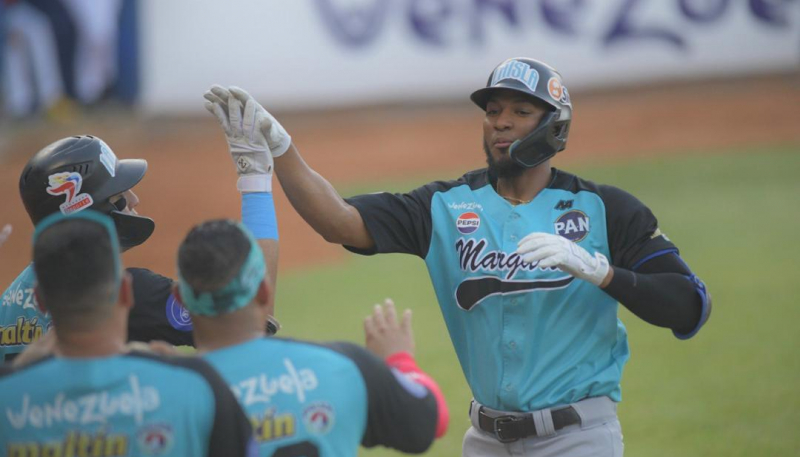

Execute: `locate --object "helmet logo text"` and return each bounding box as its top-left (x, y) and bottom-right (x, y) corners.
top-left (46, 172), bottom-right (94, 215)
top-left (491, 59), bottom-right (539, 93)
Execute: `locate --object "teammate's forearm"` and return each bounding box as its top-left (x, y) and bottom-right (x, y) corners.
top-left (386, 351), bottom-right (450, 439)
top-left (275, 145), bottom-right (373, 248)
top-left (602, 267), bottom-right (703, 334)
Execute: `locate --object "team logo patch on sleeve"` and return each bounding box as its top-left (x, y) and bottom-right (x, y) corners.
top-left (136, 424), bottom-right (174, 455)
top-left (457, 212), bottom-right (481, 234)
top-left (166, 294), bottom-right (193, 331)
top-left (554, 210), bottom-right (589, 242)
top-left (46, 172), bottom-right (94, 215)
top-left (303, 402), bottom-right (335, 435)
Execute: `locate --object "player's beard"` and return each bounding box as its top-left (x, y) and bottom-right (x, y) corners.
top-left (484, 141), bottom-right (526, 179)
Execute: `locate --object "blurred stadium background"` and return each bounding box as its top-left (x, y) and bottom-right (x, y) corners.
top-left (1, 1), bottom-right (799, 456)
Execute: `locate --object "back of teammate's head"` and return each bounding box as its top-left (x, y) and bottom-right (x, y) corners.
top-left (19, 135), bottom-right (155, 249)
top-left (177, 219), bottom-right (267, 317)
top-left (33, 211), bottom-right (123, 330)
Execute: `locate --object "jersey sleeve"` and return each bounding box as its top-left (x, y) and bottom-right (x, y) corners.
top-left (127, 268), bottom-right (195, 347)
top-left (599, 185), bottom-right (678, 270)
top-left (129, 352), bottom-right (257, 457)
top-left (323, 342), bottom-right (438, 454)
top-left (344, 179), bottom-right (457, 258)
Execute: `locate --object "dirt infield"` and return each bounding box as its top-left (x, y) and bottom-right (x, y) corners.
top-left (1, 73), bottom-right (799, 286)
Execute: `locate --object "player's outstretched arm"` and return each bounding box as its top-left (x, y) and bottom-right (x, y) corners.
top-left (516, 232), bottom-right (710, 338)
top-left (204, 85), bottom-right (374, 250)
top-left (364, 299), bottom-right (449, 440)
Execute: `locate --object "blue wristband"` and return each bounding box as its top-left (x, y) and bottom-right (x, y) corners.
top-left (241, 193), bottom-right (278, 239)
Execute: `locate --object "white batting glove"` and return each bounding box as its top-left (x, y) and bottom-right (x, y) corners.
top-left (204, 85), bottom-right (273, 193)
top-left (516, 232), bottom-right (610, 286)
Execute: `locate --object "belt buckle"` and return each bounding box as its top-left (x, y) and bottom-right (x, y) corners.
top-left (493, 415), bottom-right (520, 443)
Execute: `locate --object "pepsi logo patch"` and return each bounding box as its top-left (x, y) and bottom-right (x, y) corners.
top-left (303, 402), bottom-right (335, 435)
top-left (456, 212), bottom-right (481, 235)
top-left (166, 294), bottom-right (193, 331)
top-left (554, 210), bottom-right (589, 242)
top-left (46, 172), bottom-right (94, 215)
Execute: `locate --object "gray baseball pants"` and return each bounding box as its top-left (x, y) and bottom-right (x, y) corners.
top-left (463, 396), bottom-right (623, 457)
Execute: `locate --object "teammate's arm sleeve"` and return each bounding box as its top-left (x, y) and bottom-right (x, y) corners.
top-left (127, 268), bottom-right (194, 347)
top-left (345, 179), bottom-right (453, 258)
top-left (324, 342), bottom-right (439, 453)
top-left (600, 186), bottom-right (711, 338)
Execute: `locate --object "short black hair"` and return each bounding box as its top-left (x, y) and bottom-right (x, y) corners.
top-left (178, 220), bottom-right (251, 293)
top-left (33, 218), bottom-right (119, 325)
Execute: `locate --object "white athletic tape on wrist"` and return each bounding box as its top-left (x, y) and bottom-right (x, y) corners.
top-left (237, 174), bottom-right (272, 193)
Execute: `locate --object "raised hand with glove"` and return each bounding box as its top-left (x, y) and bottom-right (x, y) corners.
top-left (516, 232), bottom-right (612, 287)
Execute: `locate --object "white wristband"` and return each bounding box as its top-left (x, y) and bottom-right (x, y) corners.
top-left (237, 174), bottom-right (272, 193)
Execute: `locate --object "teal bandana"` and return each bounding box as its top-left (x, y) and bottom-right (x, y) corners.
top-left (177, 223), bottom-right (266, 316)
top-left (33, 210), bottom-right (123, 288)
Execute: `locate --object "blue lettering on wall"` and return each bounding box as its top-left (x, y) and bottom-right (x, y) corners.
top-left (312, 0), bottom-right (796, 49)
top-left (541, 0), bottom-right (587, 35)
top-left (313, 0), bottom-right (390, 47)
top-left (408, 0), bottom-right (454, 45)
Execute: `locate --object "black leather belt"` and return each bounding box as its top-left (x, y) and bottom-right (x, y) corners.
top-left (477, 406), bottom-right (582, 443)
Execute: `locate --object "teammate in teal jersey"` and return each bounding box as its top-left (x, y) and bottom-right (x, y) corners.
top-left (0, 211), bottom-right (256, 456)
top-left (190, 91), bottom-right (448, 456)
top-left (1, 136), bottom-right (197, 363)
top-left (205, 57), bottom-right (711, 457)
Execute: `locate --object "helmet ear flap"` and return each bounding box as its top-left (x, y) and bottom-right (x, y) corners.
top-left (509, 111), bottom-right (564, 168)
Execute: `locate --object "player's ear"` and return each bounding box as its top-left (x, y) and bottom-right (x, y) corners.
top-left (172, 283), bottom-right (184, 305)
top-left (255, 278), bottom-right (271, 311)
top-left (118, 272), bottom-right (134, 311)
top-left (33, 285), bottom-right (48, 314)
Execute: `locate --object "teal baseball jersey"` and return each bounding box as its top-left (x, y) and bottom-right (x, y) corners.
top-left (346, 168), bottom-right (679, 412)
top-left (1, 266), bottom-right (193, 362)
top-left (203, 338), bottom-right (438, 457)
top-left (0, 265), bottom-right (50, 362)
top-left (0, 351), bottom-right (255, 456)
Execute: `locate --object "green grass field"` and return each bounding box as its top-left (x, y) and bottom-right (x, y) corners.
top-left (274, 145), bottom-right (800, 456)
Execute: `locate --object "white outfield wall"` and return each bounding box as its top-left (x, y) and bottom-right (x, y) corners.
top-left (139, 0), bottom-right (800, 114)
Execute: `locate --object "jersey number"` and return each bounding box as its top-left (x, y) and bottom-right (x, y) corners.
top-left (272, 441), bottom-right (319, 457)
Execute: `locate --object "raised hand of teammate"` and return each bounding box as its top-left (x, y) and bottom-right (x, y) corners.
top-left (516, 232), bottom-right (611, 287)
top-left (204, 85), bottom-right (287, 193)
top-left (364, 298), bottom-right (415, 359)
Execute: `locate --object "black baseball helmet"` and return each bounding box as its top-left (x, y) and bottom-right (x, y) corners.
top-left (19, 135), bottom-right (155, 249)
top-left (471, 57), bottom-right (572, 168)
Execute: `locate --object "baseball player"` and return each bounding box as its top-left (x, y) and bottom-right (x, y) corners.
top-left (175, 220), bottom-right (447, 456)
top-left (1, 135), bottom-right (197, 362)
top-left (197, 92), bottom-right (448, 456)
top-left (0, 211), bottom-right (256, 456)
top-left (207, 57), bottom-right (712, 456)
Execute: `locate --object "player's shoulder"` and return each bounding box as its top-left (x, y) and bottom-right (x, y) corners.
top-left (550, 168), bottom-right (646, 208)
top-left (411, 168), bottom-right (490, 196)
top-left (127, 267), bottom-right (173, 286)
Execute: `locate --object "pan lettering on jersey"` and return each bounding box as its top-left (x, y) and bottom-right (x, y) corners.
top-left (554, 210), bottom-right (589, 242)
top-left (230, 359), bottom-right (319, 407)
top-left (5, 374), bottom-right (160, 430)
top-left (8, 430), bottom-right (129, 457)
